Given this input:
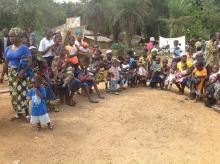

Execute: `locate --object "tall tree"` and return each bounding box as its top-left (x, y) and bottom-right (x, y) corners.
top-left (113, 0), bottom-right (152, 47)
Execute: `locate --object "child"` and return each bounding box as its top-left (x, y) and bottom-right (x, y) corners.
top-left (165, 63), bottom-right (177, 90)
top-left (174, 62), bottom-right (189, 94)
top-left (78, 59), bottom-right (104, 103)
top-left (103, 50), bottom-right (113, 90)
top-left (57, 62), bottom-right (75, 88)
top-left (192, 61), bottom-right (207, 101)
top-left (160, 59), bottom-right (170, 89)
top-left (128, 57), bottom-right (138, 87)
top-left (176, 63), bottom-right (188, 84)
top-left (149, 56), bottom-right (162, 88)
top-left (137, 62), bottom-right (147, 87)
top-left (27, 77), bottom-right (53, 130)
top-left (78, 42), bottom-right (90, 67)
top-left (66, 43), bottom-right (79, 67)
top-left (109, 59), bottom-right (120, 95)
top-left (121, 57), bottom-right (130, 88)
top-left (18, 55), bottom-right (34, 79)
top-left (38, 60), bottom-right (57, 111)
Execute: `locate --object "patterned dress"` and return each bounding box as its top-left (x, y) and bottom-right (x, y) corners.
top-left (205, 40), bottom-right (217, 66)
top-left (5, 45), bottom-right (31, 113)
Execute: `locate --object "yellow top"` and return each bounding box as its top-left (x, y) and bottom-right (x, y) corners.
top-left (177, 60), bottom-right (192, 71)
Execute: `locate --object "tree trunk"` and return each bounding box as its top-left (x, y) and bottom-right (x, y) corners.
top-left (127, 33), bottom-right (132, 48)
top-left (112, 23), bottom-right (120, 42)
top-left (94, 31), bottom-right (98, 45)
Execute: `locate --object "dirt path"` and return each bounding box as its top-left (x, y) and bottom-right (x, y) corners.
top-left (0, 87), bottom-right (220, 164)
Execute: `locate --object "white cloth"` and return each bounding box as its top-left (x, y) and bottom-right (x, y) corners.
top-left (122, 64), bottom-right (129, 70)
top-left (75, 40), bottom-right (82, 47)
top-left (159, 36), bottom-right (186, 53)
top-left (3, 37), bottom-right (8, 51)
top-left (209, 71), bottom-right (220, 83)
top-left (38, 37), bottom-right (54, 57)
top-left (138, 66), bottom-right (147, 76)
top-left (165, 73), bottom-right (176, 85)
top-left (31, 113), bottom-right (50, 125)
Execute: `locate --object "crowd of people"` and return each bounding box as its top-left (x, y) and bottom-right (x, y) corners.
top-left (0, 27), bottom-right (219, 130)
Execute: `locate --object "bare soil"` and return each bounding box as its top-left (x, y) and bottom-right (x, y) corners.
top-left (0, 86), bottom-right (220, 164)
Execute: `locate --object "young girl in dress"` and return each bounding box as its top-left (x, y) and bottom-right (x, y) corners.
top-left (121, 56), bottom-right (130, 88)
top-left (160, 59), bottom-right (170, 89)
top-left (109, 59), bottom-right (121, 95)
top-left (137, 62), bottom-right (147, 87)
top-left (28, 76), bottom-right (53, 130)
top-left (165, 63), bottom-right (178, 90)
top-left (149, 56), bottom-right (162, 88)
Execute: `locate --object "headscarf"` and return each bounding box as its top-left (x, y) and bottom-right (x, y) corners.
top-left (9, 27), bottom-right (23, 38)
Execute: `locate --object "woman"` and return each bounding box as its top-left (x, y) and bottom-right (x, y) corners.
top-left (52, 45), bottom-right (81, 106)
top-left (0, 27), bottom-right (32, 120)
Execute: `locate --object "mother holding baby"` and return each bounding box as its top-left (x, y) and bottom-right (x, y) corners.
top-left (0, 27), bottom-right (32, 120)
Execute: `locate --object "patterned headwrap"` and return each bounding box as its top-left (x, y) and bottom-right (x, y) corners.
top-left (9, 27), bottom-right (23, 38)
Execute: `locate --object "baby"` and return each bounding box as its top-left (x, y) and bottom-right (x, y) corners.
top-left (57, 62), bottom-right (75, 88)
top-left (18, 55), bottom-right (34, 79)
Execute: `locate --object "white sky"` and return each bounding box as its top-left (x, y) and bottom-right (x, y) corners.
top-left (54, 0), bottom-right (80, 3)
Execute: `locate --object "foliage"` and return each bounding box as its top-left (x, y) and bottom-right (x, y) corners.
top-left (0, 0), bottom-right (219, 45)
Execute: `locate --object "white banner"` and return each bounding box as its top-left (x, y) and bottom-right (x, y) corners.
top-left (159, 36), bottom-right (186, 52)
top-left (66, 17), bottom-right (81, 28)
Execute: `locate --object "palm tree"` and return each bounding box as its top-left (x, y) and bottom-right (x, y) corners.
top-left (113, 0), bottom-right (152, 47)
top-left (82, 0), bottom-right (113, 44)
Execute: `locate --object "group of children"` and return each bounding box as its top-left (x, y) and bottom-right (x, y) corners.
top-left (5, 29), bottom-right (220, 131)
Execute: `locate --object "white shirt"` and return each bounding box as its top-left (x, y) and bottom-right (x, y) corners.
top-left (38, 37), bottom-right (54, 57)
top-left (3, 37), bottom-right (8, 51)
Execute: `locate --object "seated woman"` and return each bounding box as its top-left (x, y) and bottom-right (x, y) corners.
top-left (77, 59), bottom-right (104, 103)
top-left (52, 45), bottom-right (81, 106)
top-left (88, 49), bottom-right (105, 84)
top-left (175, 53), bottom-right (192, 94)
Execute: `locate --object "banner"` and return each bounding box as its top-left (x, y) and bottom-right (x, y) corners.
top-left (66, 17), bottom-right (81, 28)
top-left (159, 36), bottom-right (186, 52)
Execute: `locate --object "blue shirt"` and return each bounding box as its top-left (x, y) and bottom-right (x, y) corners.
top-left (28, 87), bottom-right (48, 116)
top-left (5, 44), bottom-right (31, 67)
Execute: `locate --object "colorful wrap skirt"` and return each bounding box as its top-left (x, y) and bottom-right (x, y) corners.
top-left (8, 67), bottom-right (28, 113)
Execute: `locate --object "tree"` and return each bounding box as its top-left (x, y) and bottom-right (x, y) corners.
top-left (113, 0), bottom-right (152, 47)
top-left (81, 0), bottom-right (113, 44)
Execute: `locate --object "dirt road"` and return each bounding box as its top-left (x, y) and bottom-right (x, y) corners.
top-left (0, 87), bottom-right (220, 164)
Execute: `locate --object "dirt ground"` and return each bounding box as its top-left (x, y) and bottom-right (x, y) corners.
top-left (0, 86), bottom-right (220, 164)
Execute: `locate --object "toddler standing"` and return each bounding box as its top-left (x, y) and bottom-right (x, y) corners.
top-left (27, 77), bottom-right (53, 130)
top-left (109, 59), bottom-right (121, 95)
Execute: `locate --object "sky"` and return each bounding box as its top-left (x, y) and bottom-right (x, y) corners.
top-left (54, 0), bottom-right (80, 3)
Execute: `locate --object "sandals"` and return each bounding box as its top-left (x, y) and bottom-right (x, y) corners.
top-left (48, 125), bottom-right (53, 130)
top-left (10, 113), bottom-right (23, 121)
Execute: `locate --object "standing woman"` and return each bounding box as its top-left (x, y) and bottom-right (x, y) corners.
top-left (0, 28), bottom-right (32, 120)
